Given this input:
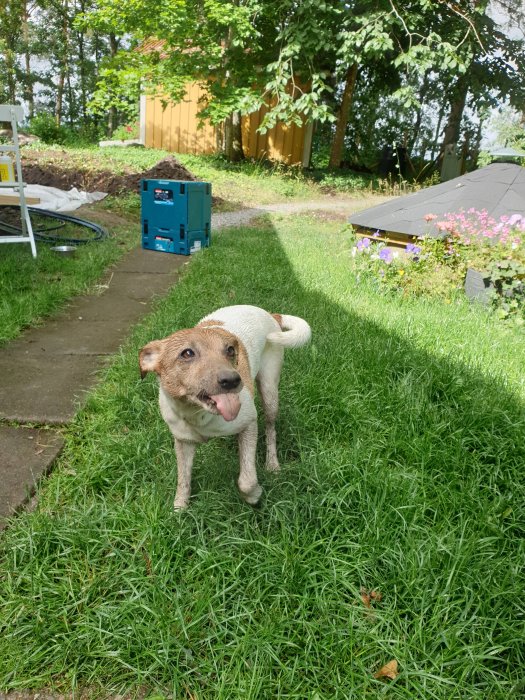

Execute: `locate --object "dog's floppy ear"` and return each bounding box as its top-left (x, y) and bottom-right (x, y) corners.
top-left (139, 340), bottom-right (164, 379)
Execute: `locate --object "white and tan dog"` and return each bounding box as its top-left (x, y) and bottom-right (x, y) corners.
top-left (139, 305), bottom-right (311, 509)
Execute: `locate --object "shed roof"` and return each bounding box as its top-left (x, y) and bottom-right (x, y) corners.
top-left (489, 146), bottom-right (525, 158)
top-left (349, 163), bottom-right (525, 238)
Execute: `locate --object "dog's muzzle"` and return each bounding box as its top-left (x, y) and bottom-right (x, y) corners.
top-left (218, 370), bottom-right (241, 391)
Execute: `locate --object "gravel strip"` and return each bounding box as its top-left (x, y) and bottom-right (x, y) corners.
top-left (212, 198), bottom-right (367, 230)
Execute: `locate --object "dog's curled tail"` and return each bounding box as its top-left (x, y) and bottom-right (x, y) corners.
top-left (267, 313), bottom-right (312, 348)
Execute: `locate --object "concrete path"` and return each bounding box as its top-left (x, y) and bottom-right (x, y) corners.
top-left (0, 246), bottom-right (187, 526)
top-left (0, 198), bottom-right (366, 527)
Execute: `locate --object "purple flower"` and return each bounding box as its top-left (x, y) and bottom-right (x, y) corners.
top-left (406, 243), bottom-right (421, 256)
top-left (378, 248), bottom-right (393, 263)
top-left (373, 230), bottom-right (381, 238)
top-left (356, 237), bottom-right (371, 251)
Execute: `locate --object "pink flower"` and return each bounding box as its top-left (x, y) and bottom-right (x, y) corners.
top-left (425, 209), bottom-right (525, 252)
top-left (508, 214), bottom-right (525, 230)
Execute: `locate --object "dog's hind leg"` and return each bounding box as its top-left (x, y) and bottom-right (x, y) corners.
top-left (256, 344), bottom-right (284, 472)
top-left (174, 439), bottom-right (196, 510)
top-left (238, 420), bottom-right (263, 505)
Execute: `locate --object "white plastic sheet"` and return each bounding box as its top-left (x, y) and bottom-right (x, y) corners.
top-left (3, 184), bottom-right (107, 213)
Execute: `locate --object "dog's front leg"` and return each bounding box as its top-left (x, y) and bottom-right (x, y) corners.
top-left (173, 439), bottom-right (196, 510)
top-left (237, 420), bottom-right (262, 505)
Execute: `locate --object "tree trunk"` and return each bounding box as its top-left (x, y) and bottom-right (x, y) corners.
top-left (223, 112), bottom-right (244, 161)
top-left (56, 71), bottom-right (65, 125)
top-left (439, 76), bottom-right (469, 158)
top-left (5, 47), bottom-right (17, 103)
top-left (470, 119), bottom-right (483, 166)
top-left (66, 64), bottom-right (74, 126)
top-left (22, 1), bottom-right (34, 119)
top-left (78, 0), bottom-right (87, 124)
top-left (231, 111), bottom-right (243, 161)
top-left (328, 63), bottom-right (358, 168)
top-left (430, 104), bottom-right (445, 161)
top-left (55, 0), bottom-right (70, 126)
top-left (410, 71), bottom-right (430, 153)
top-left (78, 31), bottom-right (87, 123)
top-left (219, 16), bottom-right (244, 162)
top-left (223, 114), bottom-right (232, 158)
top-left (107, 33), bottom-right (119, 135)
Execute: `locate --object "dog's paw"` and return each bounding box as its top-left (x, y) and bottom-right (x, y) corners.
top-left (244, 493), bottom-right (263, 508)
top-left (238, 481), bottom-right (263, 505)
top-left (173, 499), bottom-right (189, 511)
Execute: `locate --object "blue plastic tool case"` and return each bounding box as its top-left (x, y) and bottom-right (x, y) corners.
top-left (141, 179), bottom-right (211, 255)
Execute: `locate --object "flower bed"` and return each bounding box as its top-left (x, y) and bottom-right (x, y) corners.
top-left (350, 209), bottom-right (525, 326)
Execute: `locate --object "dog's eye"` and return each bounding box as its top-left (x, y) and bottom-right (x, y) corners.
top-left (180, 348), bottom-right (195, 359)
top-left (226, 345), bottom-right (236, 358)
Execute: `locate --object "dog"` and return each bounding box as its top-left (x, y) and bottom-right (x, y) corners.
top-left (139, 305), bottom-right (311, 509)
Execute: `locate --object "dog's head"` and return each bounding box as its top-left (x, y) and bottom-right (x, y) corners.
top-left (139, 326), bottom-right (251, 421)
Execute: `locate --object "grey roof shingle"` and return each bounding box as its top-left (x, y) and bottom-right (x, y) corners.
top-left (349, 163), bottom-right (525, 238)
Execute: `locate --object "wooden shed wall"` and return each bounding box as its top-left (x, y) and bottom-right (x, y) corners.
top-left (144, 84), bottom-right (216, 155)
top-left (144, 84), bottom-right (308, 165)
top-left (241, 103), bottom-right (306, 165)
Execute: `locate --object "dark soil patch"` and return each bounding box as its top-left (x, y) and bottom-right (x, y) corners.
top-left (21, 153), bottom-right (197, 195)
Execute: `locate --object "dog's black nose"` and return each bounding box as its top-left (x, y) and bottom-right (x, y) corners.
top-left (218, 371), bottom-right (241, 390)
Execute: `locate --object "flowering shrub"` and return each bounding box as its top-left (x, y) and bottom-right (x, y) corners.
top-left (111, 121), bottom-right (140, 141)
top-left (350, 209), bottom-right (525, 326)
top-left (432, 210), bottom-right (524, 246)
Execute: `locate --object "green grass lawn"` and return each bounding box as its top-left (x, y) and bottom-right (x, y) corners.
top-left (1, 214), bottom-right (524, 698)
top-left (0, 209), bottom-right (138, 345)
top-left (23, 144), bottom-right (382, 207)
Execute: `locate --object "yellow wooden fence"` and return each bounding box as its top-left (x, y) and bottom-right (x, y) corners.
top-left (142, 83), bottom-right (312, 166)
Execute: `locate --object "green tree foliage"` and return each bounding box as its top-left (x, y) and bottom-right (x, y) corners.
top-left (81, 0), bottom-right (525, 165)
top-left (0, 0), bottom-right (120, 133)
top-left (269, 0), bottom-right (525, 166)
top-left (487, 105), bottom-right (525, 149)
top-left (35, 0), bottom-right (120, 128)
top-left (0, 0), bottom-right (26, 104)
top-left (80, 0), bottom-right (280, 155)
top-left (1, 0), bottom-right (524, 167)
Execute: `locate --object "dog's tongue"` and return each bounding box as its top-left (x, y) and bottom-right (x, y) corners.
top-left (211, 393), bottom-right (241, 421)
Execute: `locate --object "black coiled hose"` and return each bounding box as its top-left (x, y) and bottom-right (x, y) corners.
top-left (0, 206), bottom-right (108, 244)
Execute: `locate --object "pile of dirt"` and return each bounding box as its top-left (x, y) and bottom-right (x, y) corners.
top-left (21, 154), bottom-right (197, 195)
top-left (136, 156), bottom-right (197, 186)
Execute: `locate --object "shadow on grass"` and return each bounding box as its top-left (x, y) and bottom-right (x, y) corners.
top-left (1, 217), bottom-right (524, 698)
